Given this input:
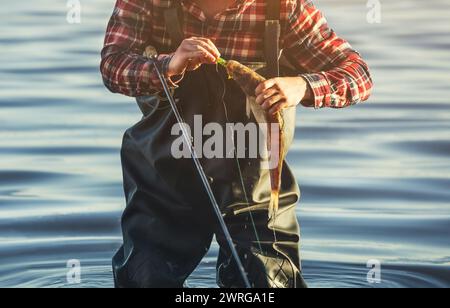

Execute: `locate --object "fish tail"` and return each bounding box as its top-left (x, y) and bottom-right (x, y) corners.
top-left (269, 190), bottom-right (280, 220)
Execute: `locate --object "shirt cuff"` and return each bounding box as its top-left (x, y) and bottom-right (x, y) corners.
top-left (300, 73), bottom-right (332, 109)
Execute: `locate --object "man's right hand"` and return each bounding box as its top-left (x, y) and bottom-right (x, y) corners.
top-left (167, 37), bottom-right (221, 77)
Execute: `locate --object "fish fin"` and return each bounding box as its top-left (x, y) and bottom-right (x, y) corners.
top-left (246, 96), bottom-right (252, 119)
top-left (269, 190), bottom-right (280, 220)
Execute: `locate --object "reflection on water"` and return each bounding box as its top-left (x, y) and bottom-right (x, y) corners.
top-left (0, 0), bottom-right (449, 288)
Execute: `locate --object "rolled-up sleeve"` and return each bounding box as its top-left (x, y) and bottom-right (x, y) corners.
top-left (283, 0), bottom-right (373, 109)
top-left (100, 0), bottom-right (181, 97)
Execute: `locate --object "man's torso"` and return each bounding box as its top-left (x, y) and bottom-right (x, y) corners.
top-left (151, 0), bottom-right (292, 62)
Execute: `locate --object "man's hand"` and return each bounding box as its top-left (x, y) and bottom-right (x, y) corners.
top-left (255, 77), bottom-right (314, 114)
top-left (168, 37), bottom-right (221, 77)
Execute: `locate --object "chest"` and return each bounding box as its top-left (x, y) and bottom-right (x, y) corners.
top-left (193, 0), bottom-right (237, 19)
top-left (151, 0), bottom-right (284, 61)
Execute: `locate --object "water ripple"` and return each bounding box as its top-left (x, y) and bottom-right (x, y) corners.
top-left (0, 0), bottom-right (449, 288)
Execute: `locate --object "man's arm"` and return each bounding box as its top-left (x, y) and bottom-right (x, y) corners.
top-left (283, 0), bottom-right (373, 108)
top-left (100, 0), bottom-right (220, 97)
top-left (100, 0), bottom-right (178, 97)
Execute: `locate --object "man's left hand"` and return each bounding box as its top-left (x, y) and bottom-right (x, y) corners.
top-left (255, 77), bottom-right (313, 114)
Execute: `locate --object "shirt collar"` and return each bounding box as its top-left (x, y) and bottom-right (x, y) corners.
top-left (180, 0), bottom-right (256, 21)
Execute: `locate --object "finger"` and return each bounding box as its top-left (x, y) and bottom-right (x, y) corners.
top-left (261, 95), bottom-right (284, 110)
top-left (188, 37), bottom-right (220, 60)
top-left (197, 50), bottom-right (217, 64)
top-left (186, 52), bottom-right (203, 69)
top-left (183, 37), bottom-right (199, 48)
top-left (197, 41), bottom-right (221, 60)
top-left (188, 39), bottom-right (220, 60)
top-left (255, 93), bottom-right (265, 105)
top-left (195, 37), bottom-right (221, 58)
top-left (187, 48), bottom-right (217, 71)
top-left (262, 88), bottom-right (279, 100)
top-left (187, 47), bottom-right (216, 64)
top-left (255, 78), bottom-right (278, 96)
top-left (269, 101), bottom-right (288, 115)
top-left (187, 44), bottom-right (216, 62)
top-left (256, 88), bottom-right (279, 105)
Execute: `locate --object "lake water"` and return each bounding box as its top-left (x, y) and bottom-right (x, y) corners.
top-left (0, 0), bottom-right (449, 288)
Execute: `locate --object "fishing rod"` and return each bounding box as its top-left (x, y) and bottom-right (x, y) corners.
top-left (151, 56), bottom-right (252, 289)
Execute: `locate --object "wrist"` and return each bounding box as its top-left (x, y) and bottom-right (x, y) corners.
top-left (166, 54), bottom-right (178, 78)
top-left (299, 77), bottom-right (314, 107)
top-left (156, 54), bottom-right (184, 88)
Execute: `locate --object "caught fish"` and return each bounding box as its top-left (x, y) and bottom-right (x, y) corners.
top-left (218, 58), bottom-right (296, 220)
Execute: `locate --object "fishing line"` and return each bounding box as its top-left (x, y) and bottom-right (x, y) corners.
top-left (151, 56), bottom-right (251, 289)
top-left (217, 60), bottom-right (298, 288)
top-left (216, 65), bottom-right (264, 256)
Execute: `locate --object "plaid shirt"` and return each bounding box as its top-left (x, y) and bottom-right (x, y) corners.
top-left (101, 0), bottom-right (373, 108)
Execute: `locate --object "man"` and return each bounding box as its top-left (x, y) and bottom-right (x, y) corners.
top-left (101, 0), bottom-right (372, 288)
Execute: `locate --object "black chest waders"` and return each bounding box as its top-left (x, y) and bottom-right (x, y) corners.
top-left (113, 0), bottom-right (307, 288)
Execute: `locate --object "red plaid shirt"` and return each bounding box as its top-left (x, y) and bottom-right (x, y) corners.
top-left (101, 0), bottom-right (373, 108)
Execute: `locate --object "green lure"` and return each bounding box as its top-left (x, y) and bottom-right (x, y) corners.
top-left (216, 57), bottom-right (233, 79)
top-left (217, 57), bottom-right (228, 67)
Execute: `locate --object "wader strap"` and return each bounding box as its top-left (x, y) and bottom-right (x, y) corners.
top-left (264, 0), bottom-right (281, 78)
top-left (164, 0), bottom-right (280, 77)
top-left (164, 1), bottom-right (185, 48)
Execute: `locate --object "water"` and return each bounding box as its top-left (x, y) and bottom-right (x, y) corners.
top-left (0, 0), bottom-right (449, 288)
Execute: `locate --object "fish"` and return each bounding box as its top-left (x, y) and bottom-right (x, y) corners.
top-left (218, 59), bottom-right (296, 220)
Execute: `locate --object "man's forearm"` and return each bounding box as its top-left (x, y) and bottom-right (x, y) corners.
top-left (300, 55), bottom-right (373, 109)
top-left (100, 0), bottom-right (183, 97)
top-left (100, 47), bottom-right (181, 97)
top-left (283, 0), bottom-right (373, 109)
